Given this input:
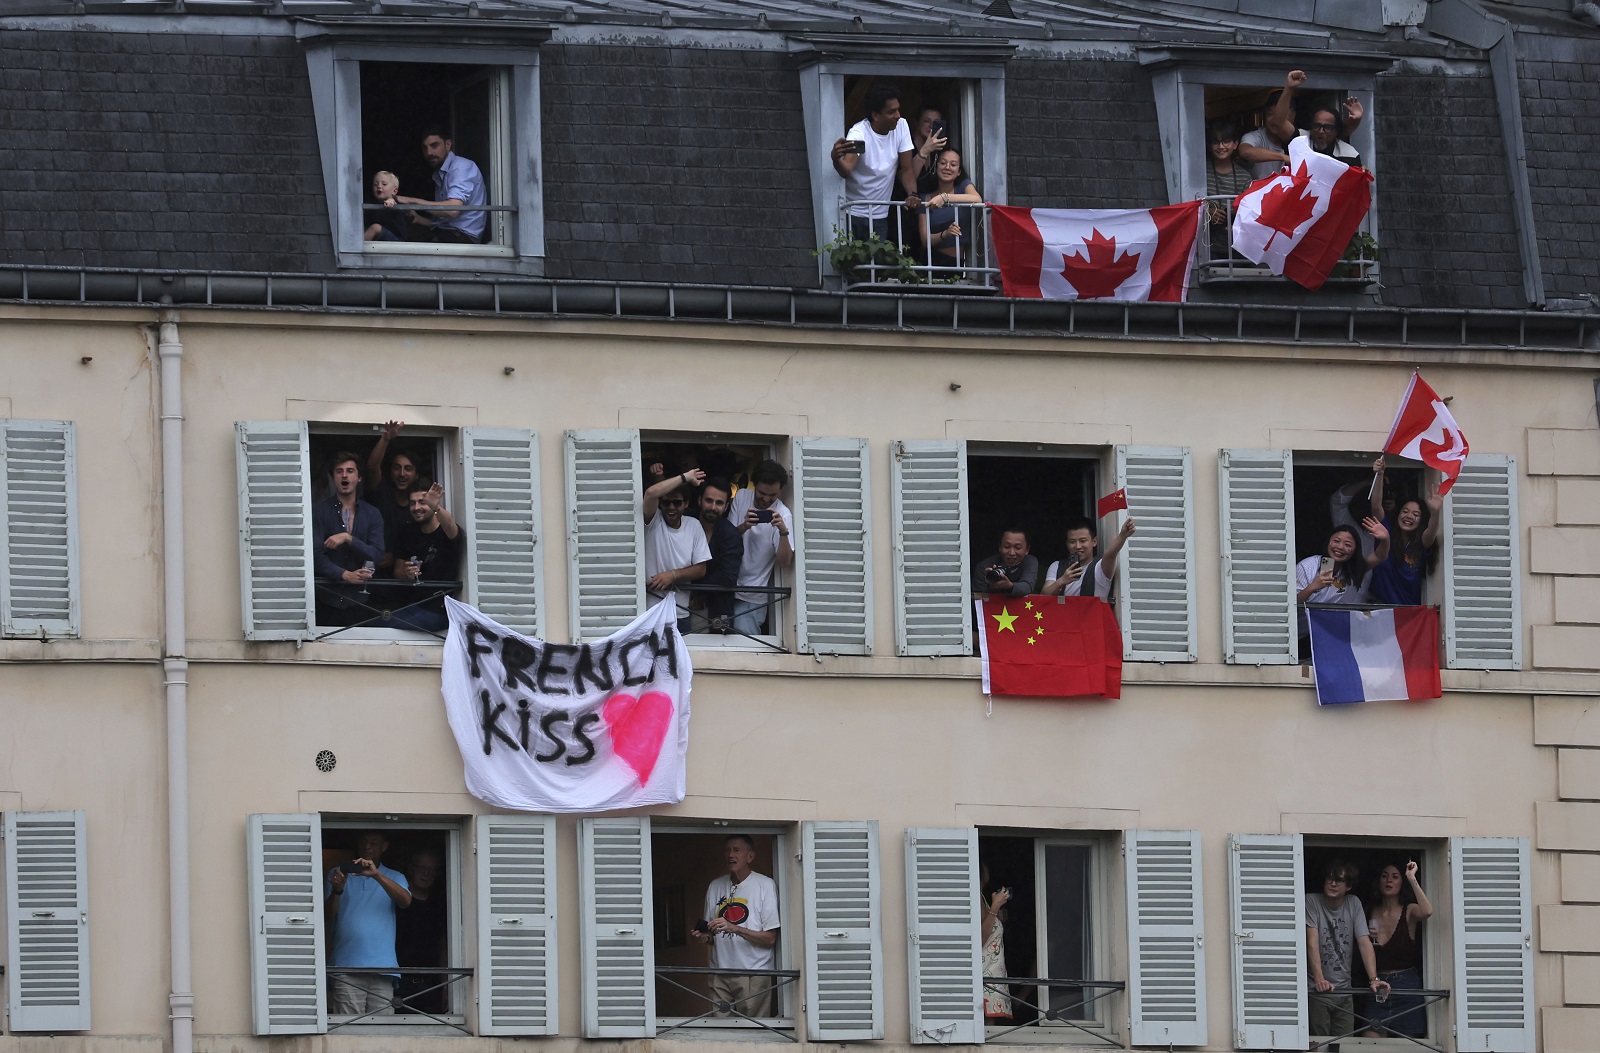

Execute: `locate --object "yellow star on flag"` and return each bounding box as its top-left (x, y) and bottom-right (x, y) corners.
top-left (1034, 610), bottom-right (1043, 620)
top-left (1026, 636), bottom-right (1036, 645)
top-left (1034, 627), bottom-right (1045, 637)
top-left (1024, 600), bottom-right (1034, 610)
top-left (993, 607), bottom-right (1019, 633)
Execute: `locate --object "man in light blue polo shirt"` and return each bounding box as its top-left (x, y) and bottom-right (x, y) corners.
top-left (325, 831), bottom-right (413, 1015)
top-left (396, 126), bottom-right (487, 244)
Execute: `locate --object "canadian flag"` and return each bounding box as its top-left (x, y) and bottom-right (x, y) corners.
top-left (990, 202), bottom-right (1203, 302)
top-left (1383, 372), bottom-right (1470, 495)
top-left (1231, 136), bottom-right (1374, 290)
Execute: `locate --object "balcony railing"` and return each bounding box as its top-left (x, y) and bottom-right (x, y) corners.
top-left (654, 964), bottom-right (800, 1040)
top-left (1198, 194), bottom-right (1378, 284)
top-left (826, 200), bottom-right (1000, 292)
top-left (982, 976), bottom-right (1125, 1045)
top-left (326, 966), bottom-right (472, 1032)
top-left (1312, 984), bottom-right (1450, 1052)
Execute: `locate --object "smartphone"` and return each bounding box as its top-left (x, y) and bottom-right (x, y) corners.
top-left (931, 119), bottom-right (947, 138)
top-left (694, 918), bottom-right (710, 934)
top-left (847, 140), bottom-right (866, 154)
top-left (339, 860), bottom-right (364, 875)
top-left (754, 508), bottom-right (775, 523)
top-left (1318, 556), bottom-right (1334, 576)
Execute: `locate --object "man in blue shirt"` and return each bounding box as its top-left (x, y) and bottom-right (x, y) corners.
top-left (396, 127), bottom-right (487, 244)
top-left (325, 831), bottom-right (413, 1015)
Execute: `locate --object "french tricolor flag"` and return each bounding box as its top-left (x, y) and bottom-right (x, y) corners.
top-left (1307, 607), bottom-right (1442, 706)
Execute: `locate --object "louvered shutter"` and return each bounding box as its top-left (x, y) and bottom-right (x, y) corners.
top-left (1124, 829), bottom-right (1206, 1047)
top-left (792, 438), bottom-right (873, 656)
top-left (246, 813), bottom-right (326, 1035)
top-left (1114, 445), bottom-right (1195, 661)
top-left (802, 820), bottom-right (883, 1041)
top-left (1450, 836), bottom-right (1533, 1052)
top-left (1226, 833), bottom-right (1305, 1051)
top-left (0, 421), bottom-right (79, 638)
top-left (3, 810), bottom-right (90, 1031)
top-left (564, 430), bottom-right (643, 642)
top-left (476, 813), bottom-right (558, 1035)
top-left (235, 421), bottom-right (313, 641)
top-left (904, 828), bottom-right (982, 1044)
top-left (577, 816), bottom-right (654, 1037)
top-left (891, 441), bottom-right (971, 656)
top-left (463, 428), bottom-right (544, 636)
top-left (1443, 455), bottom-right (1521, 670)
top-left (1218, 449), bottom-right (1296, 664)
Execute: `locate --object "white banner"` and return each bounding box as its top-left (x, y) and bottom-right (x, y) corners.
top-left (441, 597), bottom-right (692, 813)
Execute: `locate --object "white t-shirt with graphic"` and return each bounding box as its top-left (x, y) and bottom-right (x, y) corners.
top-left (644, 512), bottom-right (712, 615)
top-left (703, 871), bottom-right (780, 971)
top-left (729, 490), bottom-right (793, 605)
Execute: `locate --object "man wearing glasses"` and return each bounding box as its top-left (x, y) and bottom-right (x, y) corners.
top-left (1306, 859), bottom-right (1389, 1046)
top-left (643, 466), bottom-right (713, 633)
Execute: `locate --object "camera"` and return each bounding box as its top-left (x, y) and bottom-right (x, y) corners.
top-left (984, 565), bottom-right (1005, 581)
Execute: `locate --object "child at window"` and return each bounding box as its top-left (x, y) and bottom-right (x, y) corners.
top-left (1204, 119), bottom-right (1252, 259)
top-left (364, 170), bottom-right (408, 243)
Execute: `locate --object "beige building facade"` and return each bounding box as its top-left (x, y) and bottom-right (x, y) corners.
top-left (2, 303), bottom-right (1598, 1052)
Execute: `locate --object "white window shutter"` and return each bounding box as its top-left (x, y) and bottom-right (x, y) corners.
top-left (476, 813), bottom-right (558, 1035)
top-left (577, 816), bottom-right (654, 1037)
top-left (891, 441), bottom-right (971, 656)
top-left (564, 430), bottom-right (643, 642)
top-left (1450, 836), bottom-right (1533, 1052)
top-left (903, 827), bottom-right (982, 1045)
top-left (0, 421), bottom-right (80, 638)
top-left (1218, 449), bottom-right (1297, 664)
top-left (1124, 829), bottom-right (1206, 1047)
top-left (3, 809), bottom-right (90, 1031)
top-left (234, 421), bottom-right (313, 641)
top-left (463, 428), bottom-right (544, 636)
top-left (1114, 445), bottom-right (1195, 661)
top-left (802, 820), bottom-right (883, 1041)
top-left (1226, 833), bottom-right (1305, 1051)
top-left (792, 438), bottom-right (873, 656)
top-left (1443, 455), bottom-right (1521, 670)
top-left (246, 813), bottom-right (326, 1035)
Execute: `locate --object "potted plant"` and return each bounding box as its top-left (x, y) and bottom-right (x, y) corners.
top-left (1333, 231), bottom-right (1379, 279)
top-left (816, 225), bottom-right (918, 284)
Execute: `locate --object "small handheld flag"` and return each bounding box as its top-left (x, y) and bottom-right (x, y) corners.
top-left (1097, 488), bottom-right (1129, 518)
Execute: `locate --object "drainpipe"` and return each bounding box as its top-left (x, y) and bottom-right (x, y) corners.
top-left (157, 309), bottom-right (194, 1053)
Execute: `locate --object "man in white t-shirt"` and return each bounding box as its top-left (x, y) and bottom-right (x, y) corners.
top-left (728, 460), bottom-right (794, 638)
top-left (830, 83), bottom-right (921, 243)
top-left (692, 834), bottom-right (781, 1018)
top-left (1041, 516), bottom-right (1136, 601)
top-left (643, 467), bottom-right (712, 633)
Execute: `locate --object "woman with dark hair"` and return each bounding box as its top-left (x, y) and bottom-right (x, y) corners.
top-left (1358, 861), bottom-right (1433, 1037)
top-left (979, 864), bottom-right (1013, 1022)
top-left (918, 148), bottom-right (983, 273)
top-left (1367, 456), bottom-right (1442, 606)
top-left (1295, 520), bottom-right (1389, 636)
top-left (1204, 118), bottom-right (1252, 258)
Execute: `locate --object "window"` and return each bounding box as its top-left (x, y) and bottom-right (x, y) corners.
top-left (794, 38), bottom-right (1012, 285)
top-left (578, 817), bottom-right (883, 1041)
top-left (319, 820), bottom-right (463, 1026)
top-left (649, 826), bottom-right (794, 1031)
top-left (236, 421), bottom-right (544, 642)
top-left (890, 439), bottom-right (1194, 661)
top-left (1219, 447), bottom-right (1519, 668)
top-left (1138, 54), bottom-right (1387, 287)
top-left (1227, 833), bottom-right (1534, 1052)
top-left (2, 810), bottom-right (90, 1032)
top-left (299, 26), bottom-right (548, 272)
top-left (247, 812), bottom-right (557, 1037)
top-left (565, 430), bottom-right (870, 656)
top-left (0, 420), bottom-right (79, 638)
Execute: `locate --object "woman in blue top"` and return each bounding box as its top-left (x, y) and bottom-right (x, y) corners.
top-left (1367, 455), bottom-right (1442, 606)
top-left (918, 148), bottom-right (983, 272)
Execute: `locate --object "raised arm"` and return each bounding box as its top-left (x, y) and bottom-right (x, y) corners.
top-left (1369, 455), bottom-right (1386, 522)
top-left (1422, 484), bottom-right (1444, 549)
top-left (366, 420), bottom-right (402, 480)
top-left (1267, 70), bottom-right (1306, 145)
top-left (1342, 95), bottom-right (1365, 140)
top-left (1098, 518), bottom-right (1137, 580)
top-left (643, 468), bottom-right (705, 522)
top-left (831, 138), bottom-right (861, 179)
top-left (1362, 516), bottom-right (1390, 569)
top-left (425, 482), bottom-right (459, 540)
top-left (1404, 860), bottom-right (1434, 923)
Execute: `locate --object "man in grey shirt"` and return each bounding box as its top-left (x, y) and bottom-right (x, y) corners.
top-left (1307, 860), bottom-right (1390, 1044)
top-left (972, 528), bottom-right (1038, 598)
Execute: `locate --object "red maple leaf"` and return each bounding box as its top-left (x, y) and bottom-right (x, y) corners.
top-left (1059, 228), bottom-right (1141, 299)
top-left (1253, 162), bottom-right (1319, 249)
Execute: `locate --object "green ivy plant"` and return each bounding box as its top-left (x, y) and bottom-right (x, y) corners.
top-left (815, 225), bottom-right (918, 284)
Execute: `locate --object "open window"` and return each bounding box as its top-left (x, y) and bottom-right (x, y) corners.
top-left (299, 25), bottom-right (548, 271)
top-left (1138, 53), bottom-right (1387, 288)
top-left (794, 39), bottom-right (1012, 289)
top-left (649, 825), bottom-right (794, 1034)
top-left (237, 421), bottom-right (544, 642)
top-left (1220, 447), bottom-right (1516, 669)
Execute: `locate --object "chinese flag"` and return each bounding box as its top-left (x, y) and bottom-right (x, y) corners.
top-left (1097, 488), bottom-right (1128, 518)
top-left (977, 596), bottom-right (1123, 699)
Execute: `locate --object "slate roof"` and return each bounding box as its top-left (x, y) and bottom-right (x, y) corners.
top-left (0, 0), bottom-right (1595, 313)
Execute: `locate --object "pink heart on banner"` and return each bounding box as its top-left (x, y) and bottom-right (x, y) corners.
top-left (602, 691), bottom-right (675, 785)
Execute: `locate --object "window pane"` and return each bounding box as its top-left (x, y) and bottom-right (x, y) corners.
top-left (1043, 843), bottom-right (1092, 1020)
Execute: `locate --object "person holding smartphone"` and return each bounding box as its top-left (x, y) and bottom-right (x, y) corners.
top-left (728, 460), bottom-right (794, 637)
top-left (830, 83), bottom-right (920, 244)
top-left (1294, 520), bottom-right (1389, 639)
top-left (1042, 516), bottom-right (1135, 601)
top-left (325, 832), bottom-right (412, 1016)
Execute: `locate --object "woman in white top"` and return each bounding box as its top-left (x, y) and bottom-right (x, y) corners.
top-left (1294, 520), bottom-right (1389, 636)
